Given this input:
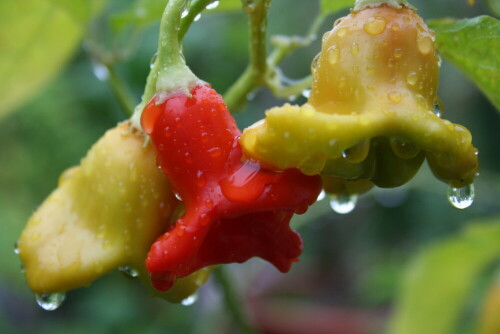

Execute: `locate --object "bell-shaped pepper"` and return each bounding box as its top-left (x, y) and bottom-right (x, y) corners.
top-left (241, 4), bottom-right (478, 194)
top-left (141, 85), bottom-right (322, 291)
top-left (17, 121), bottom-right (210, 302)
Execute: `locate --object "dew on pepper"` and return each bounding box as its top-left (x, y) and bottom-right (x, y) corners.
top-left (390, 138), bottom-right (420, 159)
top-left (329, 194), bottom-right (358, 214)
top-left (35, 293), bottom-right (65, 311)
top-left (181, 293), bottom-right (198, 306)
top-left (342, 140), bottom-right (370, 163)
top-left (363, 17), bottom-right (387, 35)
top-left (119, 266), bottom-right (139, 278)
top-left (447, 183), bottom-right (475, 209)
top-left (433, 101), bottom-right (442, 117)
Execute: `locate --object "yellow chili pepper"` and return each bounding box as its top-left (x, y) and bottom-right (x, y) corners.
top-left (241, 4), bottom-right (478, 194)
top-left (17, 121), bottom-right (210, 303)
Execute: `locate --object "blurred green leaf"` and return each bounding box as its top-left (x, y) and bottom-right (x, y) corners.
top-left (487, 0), bottom-right (500, 17)
top-left (430, 16), bottom-right (500, 111)
top-left (320, 0), bottom-right (352, 16)
top-left (112, 0), bottom-right (241, 31)
top-left (388, 219), bottom-right (500, 334)
top-left (0, 0), bottom-right (105, 120)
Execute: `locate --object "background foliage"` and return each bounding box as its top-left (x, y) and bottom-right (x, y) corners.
top-left (0, 0), bottom-right (499, 333)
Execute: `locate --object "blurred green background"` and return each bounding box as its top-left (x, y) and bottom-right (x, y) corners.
top-left (0, 0), bottom-right (499, 333)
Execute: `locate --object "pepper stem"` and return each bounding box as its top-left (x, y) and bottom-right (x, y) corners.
top-left (353, 0), bottom-right (415, 11)
top-left (131, 0), bottom-right (203, 131)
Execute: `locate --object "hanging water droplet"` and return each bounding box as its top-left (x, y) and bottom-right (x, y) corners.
top-left (447, 184), bottom-right (474, 209)
top-left (91, 61), bottom-right (109, 81)
top-left (181, 9), bottom-right (189, 18)
top-left (119, 266), bottom-right (139, 278)
top-left (181, 294), bottom-right (198, 306)
top-left (194, 13), bottom-right (201, 21)
top-left (329, 194), bottom-right (358, 214)
top-left (35, 293), bottom-right (66, 311)
top-left (432, 101), bottom-right (441, 117)
top-left (342, 140), bottom-right (370, 163)
top-left (317, 190), bottom-right (326, 201)
top-left (14, 241), bottom-right (19, 255)
top-left (150, 52), bottom-right (158, 68)
top-left (206, 0), bottom-right (219, 10)
top-left (390, 138), bottom-right (420, 159)
top-left (302, 89), bottom-right (311, 98)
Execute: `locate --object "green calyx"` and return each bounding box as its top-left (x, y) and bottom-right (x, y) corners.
top-left (353, 0), bottom-right (416, 11)
top-left (131, 0), bottom-right (203, 132)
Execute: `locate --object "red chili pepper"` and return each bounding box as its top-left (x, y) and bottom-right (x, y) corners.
top-left (141, 85), bottom-right (322, 291)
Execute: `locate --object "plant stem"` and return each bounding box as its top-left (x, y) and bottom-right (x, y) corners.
top-left (214, 266), bottom-right (257, 334)
top-left (131, 0), bottom-right (201, 130)
top-left (223, 0), bottom-right (271, 111)
top-left (106, 65), bottom-right (137, 117)
top-left (224, 4), bottom-right (327, 111)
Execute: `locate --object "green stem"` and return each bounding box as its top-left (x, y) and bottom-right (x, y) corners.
top-left (223, 0), bottom-right (271, 111)
top-left (214, 266), bottom-right (257, 334)
top-left (106, 65), bottom-right (137, 117)
top-left (131, 0), bottom-right (201, 131)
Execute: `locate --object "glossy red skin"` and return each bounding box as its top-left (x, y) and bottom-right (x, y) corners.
top-left (142, 85), bottom-right (322, 291)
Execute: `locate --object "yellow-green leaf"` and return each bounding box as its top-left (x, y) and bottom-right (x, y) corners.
top-left (430, 16), bottom-right (500, 111)
top-left (0, 0), bottom-right (105, 119)
top-left (321, 0), bottom-right (352, 16)
top-left (388, 219), bottom-right (500, 334)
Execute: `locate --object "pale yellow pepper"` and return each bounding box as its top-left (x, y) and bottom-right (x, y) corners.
top-left (241, 4), bottom-right (478, 193)
top-left (18, 121), bottom-right (210, 302)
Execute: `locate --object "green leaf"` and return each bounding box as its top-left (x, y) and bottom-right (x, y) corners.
top-left (388, 219), bottom-right (500, 334)
top-left (429, 16), bottom-right (500, 111)
top-left (321, 0), bottom-right (353, 16)
top-left (112, 0), bottom-right (241, 31)
top-left (0, 0), bottom-right (105, 119)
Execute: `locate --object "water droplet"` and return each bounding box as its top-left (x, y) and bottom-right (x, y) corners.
top-left (437, 55), bottom-right (442, 68)
top-left (302, 89), bottom-right (311, 98)
top-left (388, 91), bottom-right (402, 103)
top-left (206, 1), bottom-right (219, 10)
top-left (196, 170), bottom-right (206, 187)
top-left (390, 138), bottom-right (420, 159)
top-left (194, 13), bottom-right (201, 21)
top-left (329, 194), bottom-right (358, 214)
top-left (406, 72), bottom-right (418, 86)
top-left (363, 17), bottom-right (387, 35)
top-left (327, 45), bottom-right (340, 64)
top-left (417, 34), bottom-right (433, 55)
top-left (150, 52), bottom-right (158, 68)
top-left (14, 241), bottom-right (19, 255)
top-left (336, 27), bottom-right (348, 37)
top-left (350, 41), bottom-right (359, 55)
top-left (447, 184), bottom-right (474, 209)
top-left (317, 190), bottom-right (326, 201)
top-left (393, 48), bottom-right (403, 58)
top-left (36, 293), bottom-right (65, 311)
top-left (91, 61), bottom-right (109, 81)
top-left (119, 266), bottom-right (139, 278)
top-left (432, 101), bottom-right (442, 117)
top-left (311, 53), bottom-right (321, 72)
top-left (175, 193), bottom-right (182, 201)
top-left (181, 294), bottom-right (198, 306)
top-left (181, 9), bottom-right (189, 18)
top-left (342, 140), bottom-right (370, 163)
top-left (391, 23), bottom-right (400, 31)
